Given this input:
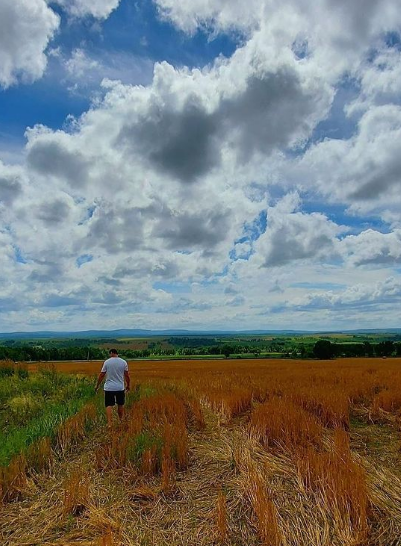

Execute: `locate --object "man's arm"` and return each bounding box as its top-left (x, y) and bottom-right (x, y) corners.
top-left (95, 372), bottom-right (106, 392)
top-left (124, 370), bottom-right (130, 392)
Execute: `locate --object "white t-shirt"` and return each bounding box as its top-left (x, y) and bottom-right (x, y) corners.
top-left (101, 357), bottom-right (128, 391)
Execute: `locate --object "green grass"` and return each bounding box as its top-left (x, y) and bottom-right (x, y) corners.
top-left (0, 367), bottom-right (96, 466)
top-left (126, 431), bottom-right (164, 467)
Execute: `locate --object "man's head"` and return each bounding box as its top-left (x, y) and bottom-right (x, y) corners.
top-left (109, 348), bottom-right (118, 357)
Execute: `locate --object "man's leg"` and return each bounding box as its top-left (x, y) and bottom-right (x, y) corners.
top-left (106, 405), bottom-right (113, 427)
top-left (104, 391), bottom-right (115, 427)
top-left (116, 391), bottom-right (125, 421)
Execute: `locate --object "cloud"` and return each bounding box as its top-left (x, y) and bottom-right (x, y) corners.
top-left (64, 48), bottom-right (153, 93)
top-left (0, 0), bottom-right (59, 88)
top-left (156, 297), bottom-right (212, 314)
top-left (299, 104), bottom-right (401, 211)
top-left (218, 68), bottom-right (324, 162)
top-left (84, 202), bottom-right (145, 253)
top-left (35, 194), bottom-right (75, 225)
top-left (154, 0), bottom-right (401, 77)
top-left (3, 0), bottom-right (401, 330)
top-left (225, 295), bottom-right (245, 307)
top-left (0, 231), bottom-right (15, 263)
top-left (347, 46), bottom-right (401, 114)
top-left (232, 241), bottom-right (252, 260)
top-left (119, 92), bottom-right (220, 183)
top-left (151, 206), bottom-right (232, 250)
top-left (287, 44), bottom-right (401, 218)
top-left (0, 162), bottom-right (25, 206)
top-left (0, 0), bottom-right (125, 90)
top-left (116, 50), bottom-right (330, 184)
top-left (42, 293), bottom-right (83, 307)
top-left (53, 0), bottom-right (121, 19)
top-left (279, 277), bottom-right (401, 312)
top-left (11, 28), bottom-right (331, 322)
top-left (65, 49), bottom-right (100, 79)
top-left (26, 127), bottom-right (90, 189)
top-left (224, 285), bottom-right (239, 295)
top-left (341, 229), bottom-right (401, 266)
top-left (253, 193), bottom-right (344, 267)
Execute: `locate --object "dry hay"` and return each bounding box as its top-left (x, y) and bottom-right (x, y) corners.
top-left (3, 358), bottom-right (401, 545)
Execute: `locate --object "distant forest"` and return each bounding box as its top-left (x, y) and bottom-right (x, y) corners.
top-left (1, 334), bottom-right (401, 361)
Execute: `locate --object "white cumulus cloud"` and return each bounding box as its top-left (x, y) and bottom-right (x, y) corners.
top-left (53, 0), bottom-right (121, 19)
top-left (154, 0), bottom-right (401, 78)
top-left (0, 0), bottom-right (59, 88)
top-left (299, 104), bottom-right (401, 213)
top-left (341, 229), bottom-right (401, 266)
top-left (253, 193), bottom-right (344, 267)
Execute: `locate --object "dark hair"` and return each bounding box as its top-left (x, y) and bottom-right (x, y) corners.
top-left (109, 348), bottom-right (118, 355)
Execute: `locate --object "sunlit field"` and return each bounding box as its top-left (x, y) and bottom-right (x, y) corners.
top-left (2, 357), bottom-right (401, 545)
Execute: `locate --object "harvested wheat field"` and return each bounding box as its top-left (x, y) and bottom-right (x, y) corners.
top-left (2, 357), bottom-right (401, 546)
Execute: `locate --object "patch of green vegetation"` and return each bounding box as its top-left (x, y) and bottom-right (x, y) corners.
top-left (139, 385), bottom-right (157, 399)
top-left (126, 431), bottom-right (163, 466)
top-left (0, 366), bottom-right (95, 466)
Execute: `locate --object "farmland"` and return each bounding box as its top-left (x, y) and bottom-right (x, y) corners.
top-left (2, 357), bottom-right (401, 545)
top-left (1, 331), bottom-right (401, 362)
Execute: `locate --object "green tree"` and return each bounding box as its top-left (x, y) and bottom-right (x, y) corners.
top-left (364, 341), bottom-right (374, 357)
top-left (313, 340), bottom-right (335, 360)
top-left (376, 341), bottom-right (394, 357)
top-left (221, 345), bottom-right (232, 358)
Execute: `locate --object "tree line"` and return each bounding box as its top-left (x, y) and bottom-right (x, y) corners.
top-left (1, 339), bottom-right (400, 362)
top-left (313, 340), bottom-right (401, 359)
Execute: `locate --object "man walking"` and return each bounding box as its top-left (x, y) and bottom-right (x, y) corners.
top-left (95, 349), bottom-right (130, 427)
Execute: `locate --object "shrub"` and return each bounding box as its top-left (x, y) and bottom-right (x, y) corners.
top-left (9, 394), bottom-right (42, 427)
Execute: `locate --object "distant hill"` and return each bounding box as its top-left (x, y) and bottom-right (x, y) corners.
top-left (0, 329), bottom-right (191, 340)
top-left (0, 328), bottom-right (307, 340)
top-left (0, 328), bottom-right (400, 340)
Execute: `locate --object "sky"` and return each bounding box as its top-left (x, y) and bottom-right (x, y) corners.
top-left (1, 0), bottom-right (401, 332)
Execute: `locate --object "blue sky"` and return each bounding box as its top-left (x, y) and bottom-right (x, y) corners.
top-left (1, 0), bottom-right (401, 331)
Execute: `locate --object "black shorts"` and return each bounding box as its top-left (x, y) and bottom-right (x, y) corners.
top-left (104, 390), bottom-right (125, 407)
